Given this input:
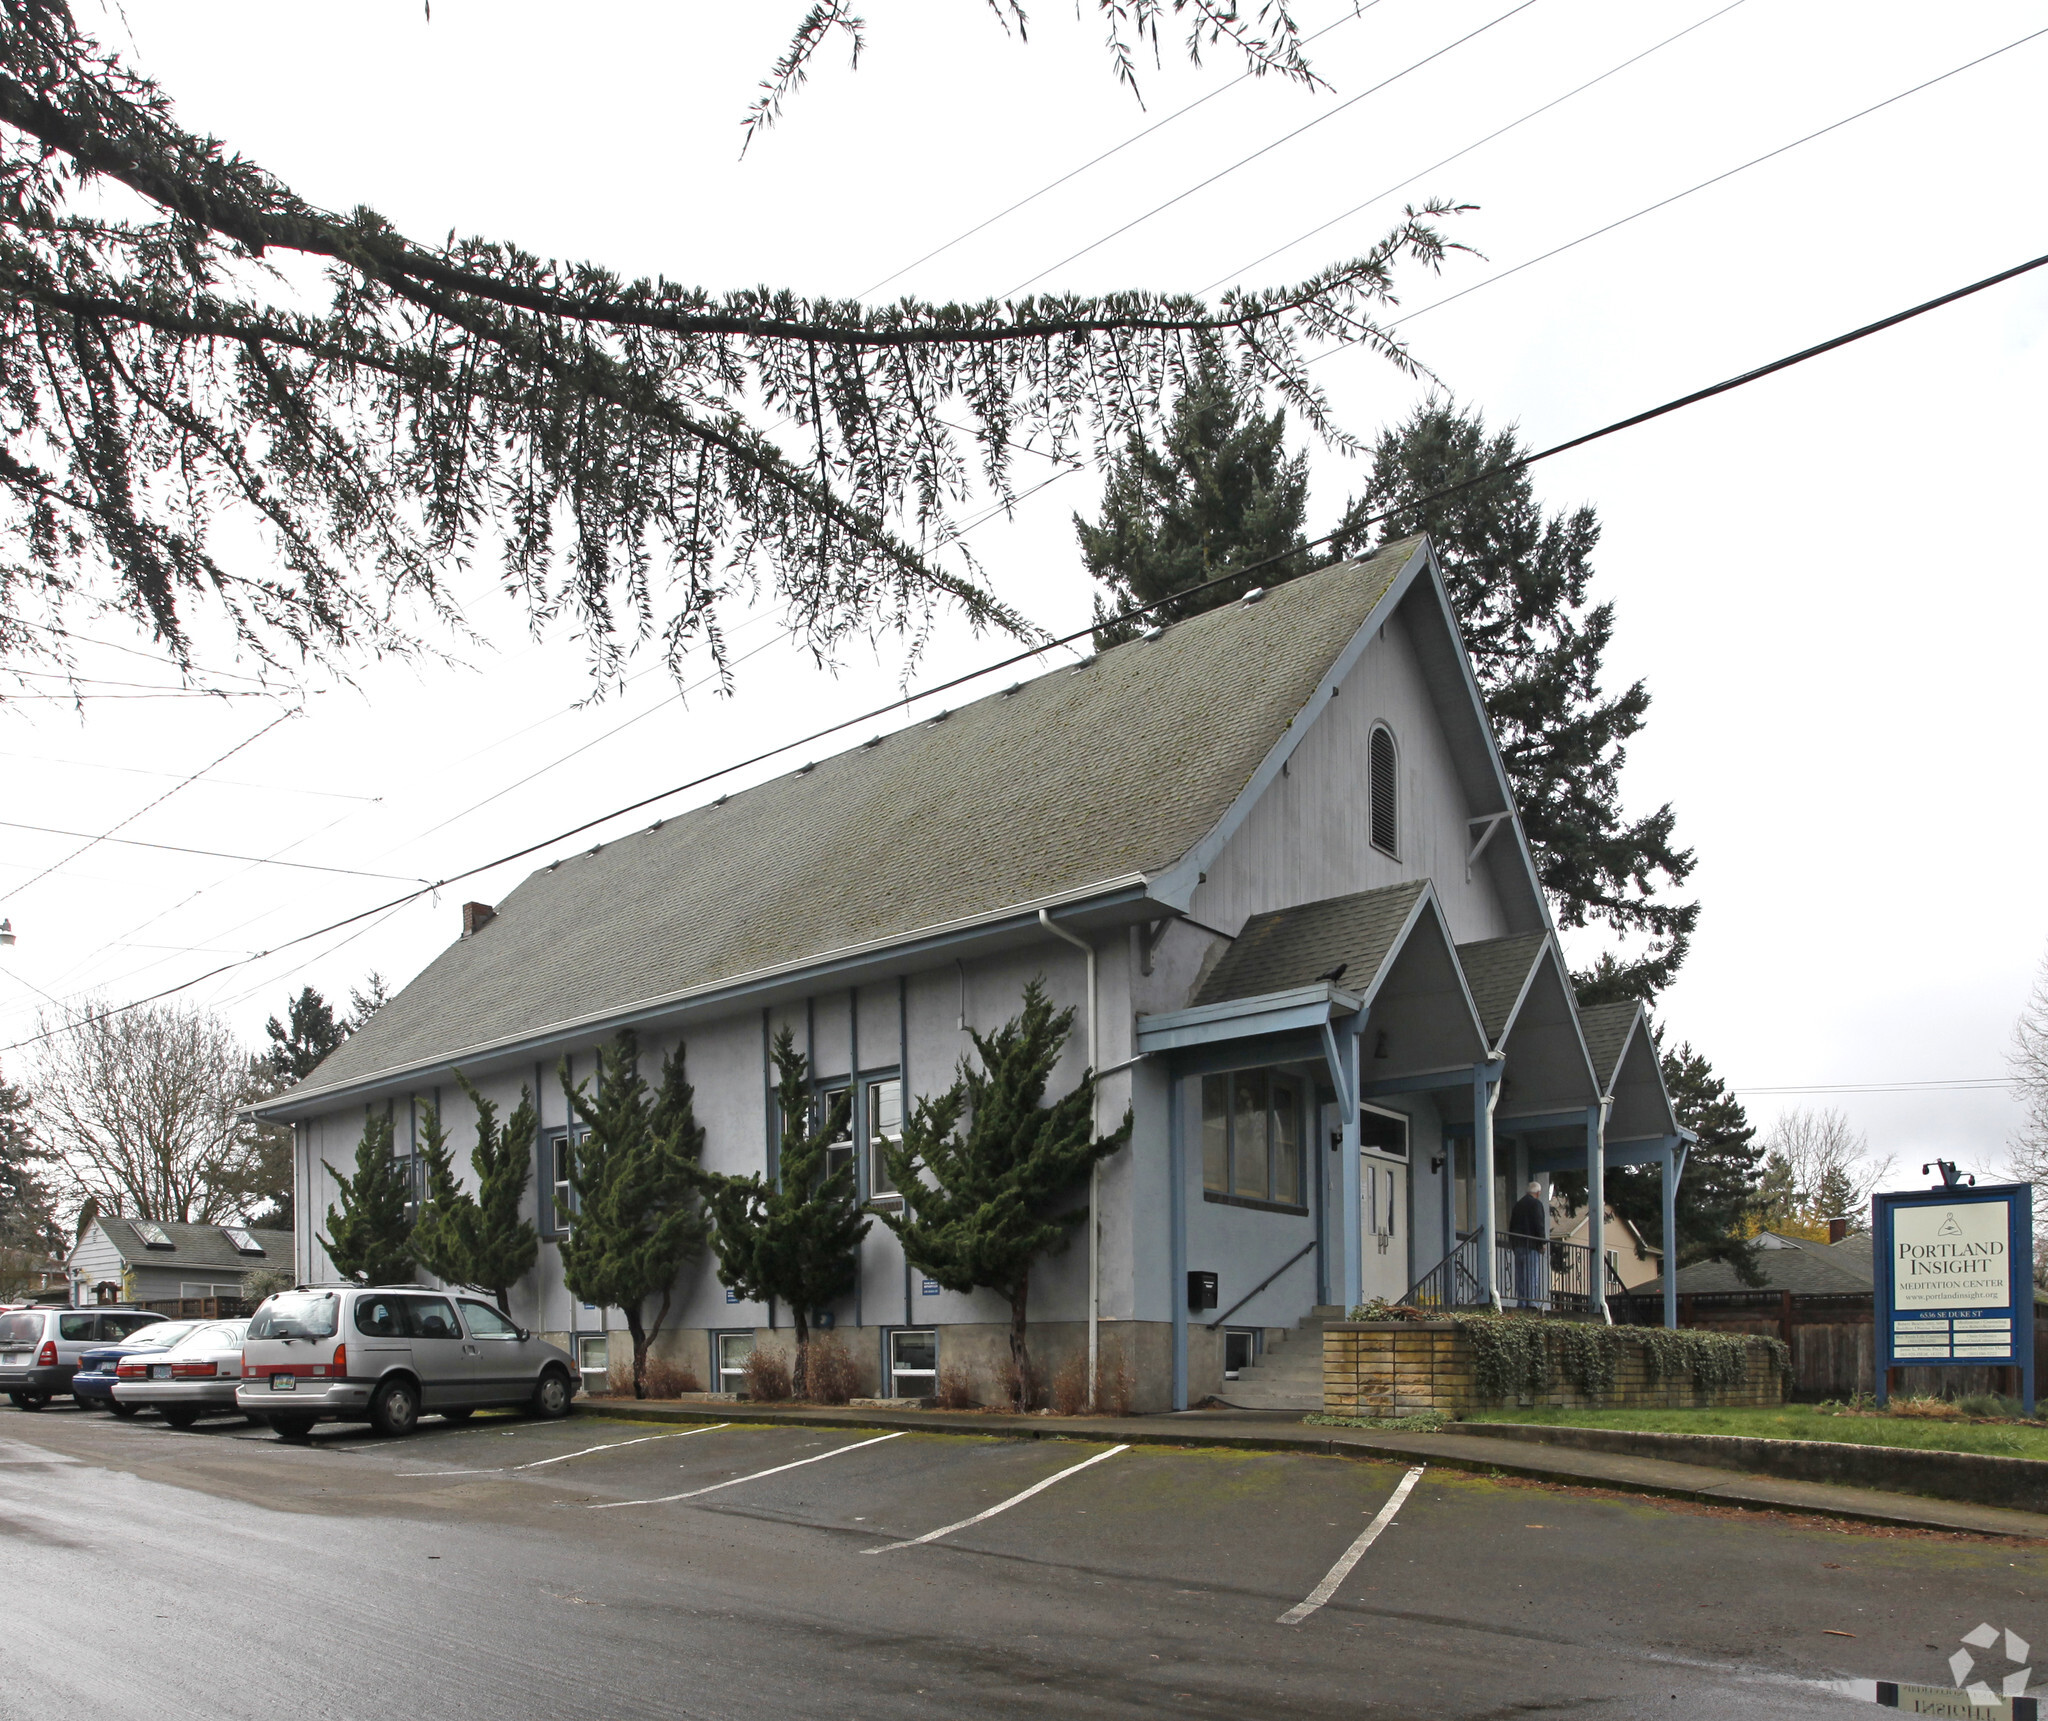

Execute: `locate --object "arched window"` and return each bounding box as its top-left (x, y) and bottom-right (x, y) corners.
top-left (1369, 724), bottom-right (1398, 856)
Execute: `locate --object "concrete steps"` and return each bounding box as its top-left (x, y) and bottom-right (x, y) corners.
top-left (1220, 1305), bottom-right (1344, 1412)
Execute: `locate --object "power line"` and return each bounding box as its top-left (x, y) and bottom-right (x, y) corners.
top-left (1198, 0), bottom-right (1749, 295)
top-left (1372, 22), bottom-right (2048, 336)
top-left (7, 241), bottom-right (2042, 1054)
top-left (0, 819), bottom-right (431, 883)
top-left (3, 616), bottom-right (278, 688)
top-left (0, 705), bottom-right (300, 909)
top-left (856, 6), bottom-right (1381, 299)
top-left (1002, 0), bottom-right (1542, 299)
top-left (1734, 1078), bottom-right (2011, 1096)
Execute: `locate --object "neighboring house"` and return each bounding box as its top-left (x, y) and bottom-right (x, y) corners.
top-left (67, 1217), bottom-right (290, 1308)
top-left (254, 536), bottom-right (1691, 1411)
top-left (1552, 1201), bottom-right (1661, 1291)
top-left (1633, 1229), bottom-right (1875, 1300)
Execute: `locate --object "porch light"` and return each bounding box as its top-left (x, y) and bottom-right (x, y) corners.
top-left (0, 918), bottom-right (12, 945)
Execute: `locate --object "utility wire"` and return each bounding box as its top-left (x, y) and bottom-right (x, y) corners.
top-left (1198, 0), bottom-right (1748, 294)
top-left (1003, 0), bottom-right (1541, 298)
top-left (857, 6), bottom-right (1380, 299)
top-left (1373, 21), bottom-right (2048, 335)
top-left (0, 819), bottom-right (430, 884)
top-left (8, 242), bottom-right (2044, 1055)
top-left (0, 705), bottom-right (299, 908)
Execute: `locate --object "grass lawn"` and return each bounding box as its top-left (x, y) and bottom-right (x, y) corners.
top-left (1461, 1403), bottom-right (2048, 1461)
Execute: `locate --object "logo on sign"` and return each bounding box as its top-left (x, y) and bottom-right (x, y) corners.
top-left (1893, 1201), bottom-right (2010, 1311)
top-left (1951, 1622), bottom-right (2033, 1707)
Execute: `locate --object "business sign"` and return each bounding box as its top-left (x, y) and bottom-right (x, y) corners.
top-left (1873, 1182), bottom-right (2033, 1413)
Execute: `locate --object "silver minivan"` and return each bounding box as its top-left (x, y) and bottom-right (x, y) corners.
top-left (235, 1285), bottom-right (578, 1439)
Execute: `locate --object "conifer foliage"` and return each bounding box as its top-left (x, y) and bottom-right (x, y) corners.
top-left (698, 1029), bottom-right (868, 1397)
top-left (1080, 350), bottom-right (1311, 645)
top-left (402, 1079), bottom-right (540, 1313)
top-left (558, 1033), bottom-right (710, 1399)
top-left (878, 980), bottom-right (1132, 1409)
top-left (319, 1112), bottom-right (415, 1286)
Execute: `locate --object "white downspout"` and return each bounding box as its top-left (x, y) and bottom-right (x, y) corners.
top-left (1039, 908), bottom-right (1099, 1410)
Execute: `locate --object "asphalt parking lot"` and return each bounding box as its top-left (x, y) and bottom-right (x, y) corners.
top-left (4, 1402), bottom-right (2045, 1720)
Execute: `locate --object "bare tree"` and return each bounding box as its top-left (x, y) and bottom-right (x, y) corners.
top-left (31, 998), bottom-right (264, 1224)
top-left (1754, 1108), bottom-right (1894, 1238)
top-left (2009, 948), bottom-right (2048, 1183)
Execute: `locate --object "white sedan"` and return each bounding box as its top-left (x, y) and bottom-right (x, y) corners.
top-left (113, 1320), bottom-right (251, 1428)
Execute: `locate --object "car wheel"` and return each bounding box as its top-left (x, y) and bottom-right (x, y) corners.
top-left (108, 1400), bottom-right (139, 1419)
top-left (440, 1407), bottom-right (476, 1423)
top-left (269, 1416), bottom-right (315, 1441)
top-left (161, 1407), bottom-right (199, 1430)
top-left (370, 1378), bottom-right (420, 1438)
top-left (531, 1368), bottom-right (572, 1420)
top-left (8, 1392), bottom-right (46, 1411)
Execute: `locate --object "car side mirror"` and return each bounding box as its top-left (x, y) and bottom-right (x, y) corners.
top-left (516, 1328), bottom-right (530, 1341)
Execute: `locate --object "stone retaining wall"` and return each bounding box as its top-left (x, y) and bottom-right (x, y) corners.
top-left (1324, 1320), bottom-right (1787, 1417)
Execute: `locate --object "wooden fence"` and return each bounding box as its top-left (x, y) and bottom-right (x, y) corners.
top-left (1609, 1290), bottom-right (2048, 1401)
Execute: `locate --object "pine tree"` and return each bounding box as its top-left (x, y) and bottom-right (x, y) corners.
top-left (698, 1029), bottom-right (868, 1396)
top-left (1079, 351), bottom-right (1310, 646)
top-left (1612, 1040), bottom-right (1764, 1282)
top-left (559, 1033), bottom-right (710, 1398)
top-left (406, 1100), bottom-right (467, 1288)
top-left (1331, 403), bottom-right (1697, 998)
top-left (878, 980), bottom-right (1132, 1408)
top-left (451, 1074), bottom-right (540, 1314)
top-left (0, 1064), bottom-right (59, 1297)
top-left (319, 1112), bottom-right (416, 1285)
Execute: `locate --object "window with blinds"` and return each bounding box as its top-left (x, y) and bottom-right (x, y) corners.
top-left (1369, 724), bottom-right (1398, 856)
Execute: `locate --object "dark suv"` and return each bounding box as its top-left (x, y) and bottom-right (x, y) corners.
top-left (0, 1306), bottom-right (166, 1409)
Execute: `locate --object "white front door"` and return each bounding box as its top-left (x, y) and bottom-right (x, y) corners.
top-left (1358, 1154), bottom-right (1408, 1303)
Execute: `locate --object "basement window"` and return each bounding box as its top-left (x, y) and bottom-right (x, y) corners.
top-left (889, 1329), bottom-right (936, 1396)
top-left (717, 1331), bottom-right (754, 1395)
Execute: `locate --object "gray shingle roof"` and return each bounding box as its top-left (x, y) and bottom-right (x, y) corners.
top-left (1455, 933), bottom-right (1548, 1046)
top-left (96, 1218), bottom-right (290, 1270)
top-left (1577, 1001), bottom-right (1641, 1090)
top-left (288, 540), bottom-right (1424, 1104)
top-left (1635, 1231), bottom-right (1875, 1297)
top-left (1193, 881), bottom-right (1428, 1006)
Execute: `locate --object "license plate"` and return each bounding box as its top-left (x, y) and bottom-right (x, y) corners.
top-left (0, 1352), bottom-right (26, 1366)
top-left (150, 1364), bottom-right (171, 1380)
top-left (269, 1374), bottom-right (296, 1391)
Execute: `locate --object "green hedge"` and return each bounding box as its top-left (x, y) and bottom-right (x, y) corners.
top-left (1447, 1316), bottom-right (1789, 1406)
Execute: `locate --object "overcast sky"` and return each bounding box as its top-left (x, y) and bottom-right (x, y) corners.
top-left (3, 0), bottom-right (2043, 1183)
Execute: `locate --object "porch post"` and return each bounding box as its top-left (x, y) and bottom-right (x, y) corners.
top-left (1475, 1064), bottom-right (1501, 1312)
top-left (1661, 1139), bottom-right (1681, 1331)
top-left (1585, 1104), bottom-right (1610, 1325)
top-left (1169, 1073), bottom-right (1188, 1411)
top-left (1340, 1028), bottom-right (1363, 1313)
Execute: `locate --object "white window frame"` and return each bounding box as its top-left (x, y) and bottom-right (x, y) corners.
top-left (866, 1075), bottom-right (904, 1208)
top-left (716, 1330), bottom-right (754, 1395)
top-left (888, 1327), bottom-right (936, 1396)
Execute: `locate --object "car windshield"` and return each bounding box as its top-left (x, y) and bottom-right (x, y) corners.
top-left (246, 1293), bottom-right (337, 1340)
top-left (0, 1311), bottom-right (44, 1346)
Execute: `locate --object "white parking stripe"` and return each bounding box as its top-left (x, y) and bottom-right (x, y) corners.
top-left (589, 1431), bottom-right (905, 1509)
top-left (397, 1424), bottom-right (731, 1477)
top-left (864, 1442), bottom-right (1128, 1553)
top-left (1278, 1465), bottom-right (1425, 1626)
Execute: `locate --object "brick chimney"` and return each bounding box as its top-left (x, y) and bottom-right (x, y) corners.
top-left (461, 901), bottom-right (496, 937)
top-left (1828, 1216), bottom-right (1849, 1245)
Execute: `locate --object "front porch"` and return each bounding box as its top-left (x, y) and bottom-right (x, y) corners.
top-left (1135, 881), bottom-right (1698, 1411)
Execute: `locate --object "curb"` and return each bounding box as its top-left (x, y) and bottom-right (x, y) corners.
top-left (568, 1398), bottom-right (2048, 1538)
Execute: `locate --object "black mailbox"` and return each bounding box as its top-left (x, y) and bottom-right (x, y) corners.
top-left (1187, 1270), bottom-right (1218, 1312)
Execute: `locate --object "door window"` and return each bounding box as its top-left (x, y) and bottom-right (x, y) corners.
top-left (59, 1313), bottom-right (96, 1341)
top-left (889, 1329), bottom-right (935, 1395)
top-left (99, 1314), bottom-right (160, 1341)
top-left (717, 1332), bottom-right (754, 1394)
top-left (354, 1295), bottom-right (406, 1338)
top-left (460, 1301), bottom-right (520, 1339)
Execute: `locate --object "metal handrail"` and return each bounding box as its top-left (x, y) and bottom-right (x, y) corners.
top-left (1207, 1239), bottom-right (1318, 1330)
top-left (1401, 1232), bottom-right (1615, 1316)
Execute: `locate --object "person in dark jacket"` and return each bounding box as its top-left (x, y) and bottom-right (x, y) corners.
top-left (1508, 1179), bottom-right (1549, 1309)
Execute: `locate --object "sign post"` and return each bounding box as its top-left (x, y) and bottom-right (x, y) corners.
top-left (1873, 1180), bottom-right (2034, 1414)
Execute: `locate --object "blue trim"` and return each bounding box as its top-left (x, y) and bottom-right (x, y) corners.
top-left (1137, 984), bottom-right (1362, 1055)
top-left (900, 975), bottom-right (912, 1329)
top-left (849, 987), bottom-right (862, 1331)
top-left (257, 884), bottom-right (1156, 1120)
top-left (1362, 1061), bottom-right (1503, 1100)
top-left (1873, 1181), bottom-right (2035, 1414)
top-left (1169, 1074), bottom-right (1188, 1411)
